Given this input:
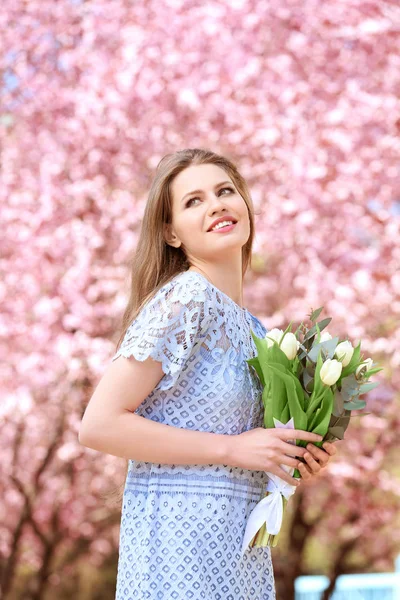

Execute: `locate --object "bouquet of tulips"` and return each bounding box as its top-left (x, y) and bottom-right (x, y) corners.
top-left (240, 307), bottom-right (383, 556)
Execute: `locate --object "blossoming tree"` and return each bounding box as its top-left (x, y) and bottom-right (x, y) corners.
top-left (1, 0), bottom-right (399, 597)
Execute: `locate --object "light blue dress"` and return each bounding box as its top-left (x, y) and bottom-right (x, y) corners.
top-left (112, 269), bottom-right (275, 600)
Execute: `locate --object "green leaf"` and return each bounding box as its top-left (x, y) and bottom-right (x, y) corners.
top-left (303, 318), bottom-right (332, 343)
top-left (340, 374), bottom-right (361, 401)
top-left (344, 399), bottom-right (366, 410)
top-left (308, 337), bottom-right (340, 362)
top-left (332, 390), bottom-right (344, 417)
top-left (328, 411), bottom-right (351, 438)
top-left (297, 344), bottom-right (315, 362)
top-left (246, 357), bottom-right (265, 387)
top-left (328, 425), bottom-right (347, 440)
top-left (358, 381), bottom-right (380, 394)
top-left (303, 369), bottom-right (314, 393)
top-left (263, 362), bottom-right (307, 429)
top-left (294, 322), bottom-right (305, 337)
top-left (280, 404), bottom-right (290, 424)
top-left (309, 307), bottom-right (324, 322)
top-left (307, 387), bottom-right (334, 436)
top-left (362, 367), bottom-right (384, 377)
top-left (251, 329), bottom-right (292, 381)
top-left (305, 350), bottom-right (327, 417)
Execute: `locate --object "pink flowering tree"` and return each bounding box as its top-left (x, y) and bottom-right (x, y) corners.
top-left (1, 0), bottom-right (399, 598)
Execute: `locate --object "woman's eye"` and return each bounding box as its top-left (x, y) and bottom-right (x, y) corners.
top-left (185, 187), bottom-right (234, 208)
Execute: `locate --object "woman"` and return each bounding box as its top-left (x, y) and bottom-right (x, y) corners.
top-left (79, 148), bottom-right (336, 599)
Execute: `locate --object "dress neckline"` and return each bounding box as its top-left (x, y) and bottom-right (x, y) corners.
top-left (185, 270), bottom-right (250, 315)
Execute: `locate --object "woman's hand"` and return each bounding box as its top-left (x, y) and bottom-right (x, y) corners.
top-left (229, 427), bottom-right (324, 487)
top-left (297, 441), bottom-right (337, 482)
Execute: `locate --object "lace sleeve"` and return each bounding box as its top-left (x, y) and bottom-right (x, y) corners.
top-left (250, 313), bottom-right (269, 338)
top-left (111, 274), bottom-right (212, 391)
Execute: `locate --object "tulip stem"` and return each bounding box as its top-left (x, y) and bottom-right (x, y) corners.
top-left (248, 496), bottom-right (289, 549)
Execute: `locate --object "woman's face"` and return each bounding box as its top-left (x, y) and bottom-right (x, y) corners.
top-left (167, 163), bottom-right (250, 263)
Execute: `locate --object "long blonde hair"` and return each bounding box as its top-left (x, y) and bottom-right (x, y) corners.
top-left (104, 147), bottom-right (257, 506)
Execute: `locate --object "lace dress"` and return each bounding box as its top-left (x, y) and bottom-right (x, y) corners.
top-left (112, 269), bottom-right (275, 600)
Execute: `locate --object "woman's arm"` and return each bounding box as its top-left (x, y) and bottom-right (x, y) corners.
top-left (80, 410), bottom-right (230, 465)
top-left (78, 354), bottom-right (231, 466)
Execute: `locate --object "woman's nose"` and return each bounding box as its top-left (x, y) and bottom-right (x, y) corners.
top-left (207, 194), bottom-right (227, 213)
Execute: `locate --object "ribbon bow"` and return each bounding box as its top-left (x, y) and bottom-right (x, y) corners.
top-left (240, 418), bottom-right (298, 557)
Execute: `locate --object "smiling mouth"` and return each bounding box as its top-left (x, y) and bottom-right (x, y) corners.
top-left (209, 222), bottom-right (237, 233)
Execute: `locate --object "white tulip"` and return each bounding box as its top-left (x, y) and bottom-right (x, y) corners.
top-left (320, 359), bottom-right (343, 386)
top-left (265, 328), bottom-right (284, 348)
top-left (356, 357), bottom-right (373, 379)
top-left (319, 331), bottom-right (332, 343)
top-left (334, 340), bottom-right (354, 367)
top-left (280, 332), bottom-right (299, 360)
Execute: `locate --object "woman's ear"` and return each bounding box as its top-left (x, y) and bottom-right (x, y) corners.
top-left (163, 223), bottom-right (181, 248)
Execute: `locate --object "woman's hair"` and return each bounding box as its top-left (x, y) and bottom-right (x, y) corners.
top-left (103, 147), bottom-right (257, 506)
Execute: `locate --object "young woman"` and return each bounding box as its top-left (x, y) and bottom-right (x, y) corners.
top-left (79, 148), bottom-right (336, 599)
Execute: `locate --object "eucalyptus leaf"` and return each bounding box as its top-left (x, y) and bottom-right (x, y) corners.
top-left (328, 425), bottom-right (347, 440)
top-left (343, 399), bottom-right (366, 410)
top-left (303, 369), bottom-right (314, 392)
top-left (309, 307), bottom-right (324, 321)
top-left (303, 318), bottom-right (332, 343)
top-left (341, 374), bottom-right (360, 400)
top-left (332, 390), bottom-right (344, 417)
top-left (324, 432), bottom-right (341, 443)
top-left (297, 343), bottom-right (315, 362)
top-left (358, 381), bottom-right (380, 394)
top-left (308, 337), bottom-right (340, 362)
top-left (316, 337), bottom-right (340, 359)
top-left (329, 410), bottom-right (351, 433)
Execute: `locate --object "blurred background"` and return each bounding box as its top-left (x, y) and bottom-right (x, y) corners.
top-left (1, 1), bottom-right (399, 599)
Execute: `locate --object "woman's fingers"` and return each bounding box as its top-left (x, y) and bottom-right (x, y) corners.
top-left (279, 440), bottom-right (307, 458)
top-left (272, 465), bottom-right (300, 487)
top-left (306, 443), bottom-right (335, 467)
top-left (298, 462), bottom-right (312, 480)
top-left (322, 442), bottom-right (337, 455)
top-left (303, 451), bottom-right (321, 473)
top-left (286, 430), bottom-right (323, 443)
top-left (298, 443), bottom-right (338, 480)
top-left (281, 455), bottom-right (301, 469)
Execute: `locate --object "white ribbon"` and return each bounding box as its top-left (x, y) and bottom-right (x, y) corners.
top-left (240, 417), bottom-right (298, 557)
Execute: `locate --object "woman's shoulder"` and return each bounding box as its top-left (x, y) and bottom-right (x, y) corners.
top-left (153, 269), bottom-right (214, 308)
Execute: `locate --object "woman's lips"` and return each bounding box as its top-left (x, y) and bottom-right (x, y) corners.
top-left (209, 222), bottom-right (237, 233)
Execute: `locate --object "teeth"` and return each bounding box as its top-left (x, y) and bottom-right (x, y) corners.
top-left (211, 220), bottom-right (234, 231)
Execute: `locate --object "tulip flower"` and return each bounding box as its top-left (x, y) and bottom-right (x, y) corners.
top-left (319, 331), bottom-right (332, 343)
top-left (320, 358), bottom-right (343, 386)
top-left (265, 328), bottom-right (284, 348)
top-left (356, 357), bottom-right (373, 379)
top-left (280, 332), bottom-right (299, 360)
top-left (334, 340), bottom-right (354, 367)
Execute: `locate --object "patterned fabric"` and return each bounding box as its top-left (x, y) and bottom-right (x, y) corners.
top-left (112, 269), bottom-right (275, 600)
